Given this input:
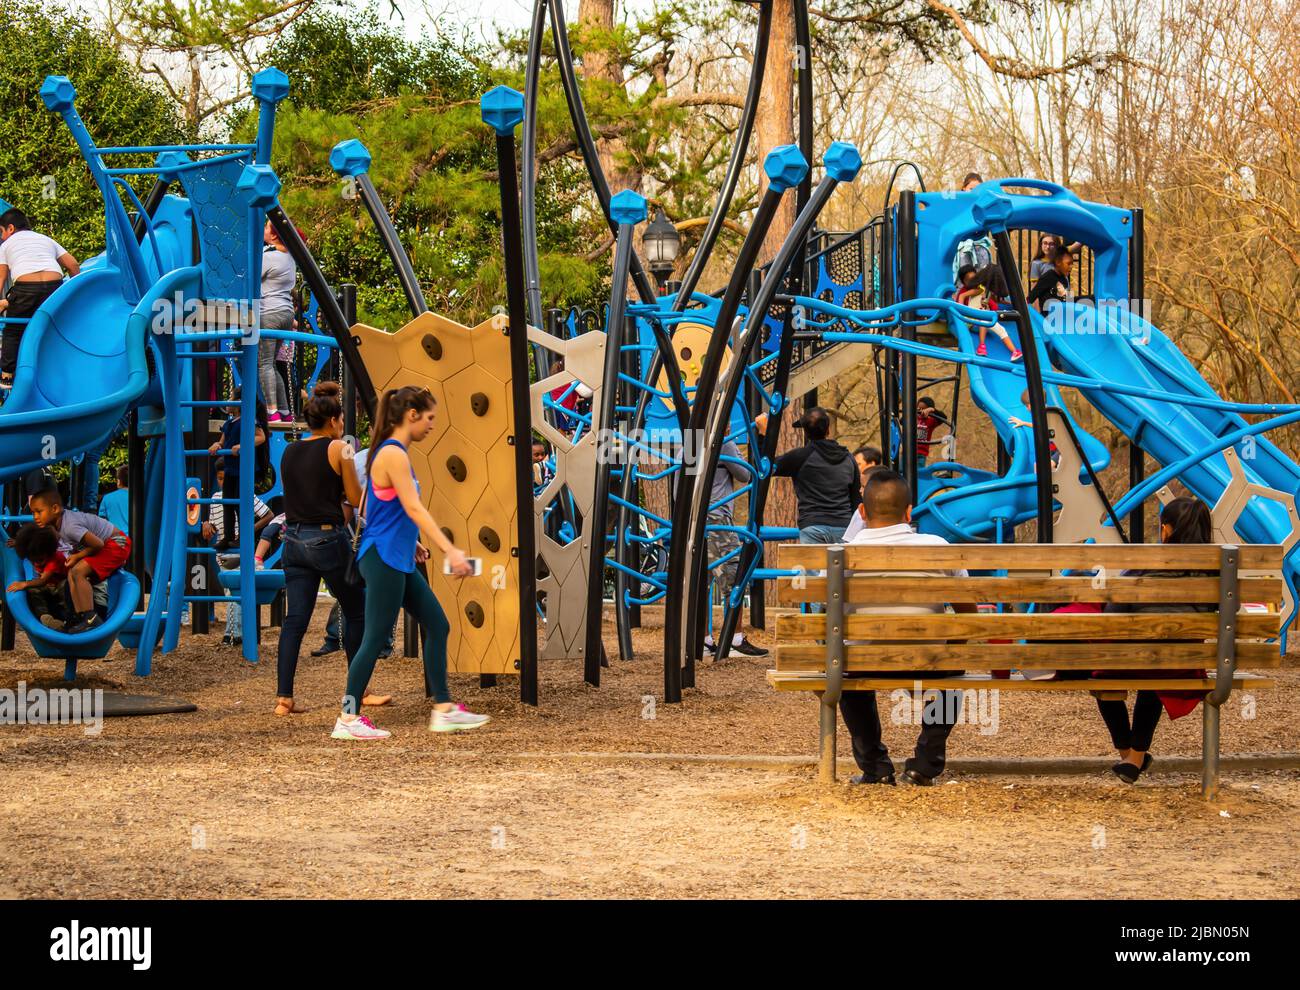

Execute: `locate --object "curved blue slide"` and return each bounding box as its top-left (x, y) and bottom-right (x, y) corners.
top-left (0, 196), bottom-right (193, 664)
top-left (1043, 301), bottom-right (1300, 622)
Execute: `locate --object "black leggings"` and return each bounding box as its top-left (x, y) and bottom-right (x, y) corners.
top-left (1097, 691), bottom-right (1163, 752)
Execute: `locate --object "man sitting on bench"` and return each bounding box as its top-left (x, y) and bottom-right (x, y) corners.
top-left (842, 470), bottom-right (979, 786)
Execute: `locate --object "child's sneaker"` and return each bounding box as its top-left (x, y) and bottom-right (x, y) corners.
top-left (39, 614), bottom-right (65, 630)
top-left (975, 344), bottom-right (988, 356)
top-left (430, 704), bottom-right (490, 733)
top-left (331, 715), bottom-right (390, 740)
top-left (65, 612), bottom-right (102, 635)
top-left (1010, 349), bottom-right (1023, 361)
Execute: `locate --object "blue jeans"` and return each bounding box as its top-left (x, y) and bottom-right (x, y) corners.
top-left (799, 524), bottom-right (847, 545)
top-left (799, 524), bottom-right (846, 614)
top-left (276, 524), bottom-right (366, 697)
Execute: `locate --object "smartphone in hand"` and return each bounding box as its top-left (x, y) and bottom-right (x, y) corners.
top-left (443, 557), bottom-right (483, 577)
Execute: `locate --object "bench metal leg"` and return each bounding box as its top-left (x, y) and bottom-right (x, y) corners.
top-left (818, 694), bottom-right (837, 783)
top-left (1202, 701), bottom-right (1220, 800)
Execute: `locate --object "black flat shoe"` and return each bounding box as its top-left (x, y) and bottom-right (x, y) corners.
top-left (1111, 761), bottom-right (1142, 783)
top-left (1142, 753), bottom-right (1154, 773)
top-left (311, 644), bottom-right (340, 657)
top-left (850, 773), bottom-right (896, 786)
top-left (731, 637), bottom-right (769, 657)
top-left (899, 769), bottom-right (935, 787)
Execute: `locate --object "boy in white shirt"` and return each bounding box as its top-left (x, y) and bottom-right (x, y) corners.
top-left (0, 209), bottom-right (80, 387)
top-left (840, 470), bottom-right (978, 786)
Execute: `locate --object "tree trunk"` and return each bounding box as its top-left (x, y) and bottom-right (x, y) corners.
top-left (755, 0), bottom-right (796, 266)
top-left (579, 0), bottom-right (641, 196)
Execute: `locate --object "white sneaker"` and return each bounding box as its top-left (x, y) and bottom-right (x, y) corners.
top-left (331, 715), bottom-right (391, 740)
top-left (430, 704), bottom-right (490, 733)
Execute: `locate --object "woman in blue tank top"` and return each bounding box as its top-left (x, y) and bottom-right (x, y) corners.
top-left (333, 386), bottom-right (490, 740)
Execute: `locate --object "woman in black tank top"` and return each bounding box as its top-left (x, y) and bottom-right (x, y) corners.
top-left (274, 381), bottom-right (382, 716)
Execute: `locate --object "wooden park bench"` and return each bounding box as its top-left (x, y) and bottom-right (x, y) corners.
top-left (769, 543), bottom-right (1282, 797)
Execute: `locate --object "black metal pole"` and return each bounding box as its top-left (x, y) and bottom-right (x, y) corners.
top-left (485, 88), bottom-right (541, 705)
top-left (671, 0), bottom-right (772, 309)
top-left (340, 284), bottom-right (359, 442)
top-left (583, 199), bottom-right (640, 686)
top-left (993, 230), bottom-right (1054, 542)
top-left (266, 205), bottom-right (376, 420)
top-left (662, 180), bottom-right (791, 702)
top-left (898, 191), bottom-right (918, 497)
top-left (355, 174), bottom-right (428, 316)
top-left (548, 0), bottom-right (658, 306)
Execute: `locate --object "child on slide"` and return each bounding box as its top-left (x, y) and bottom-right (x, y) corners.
top-left (29, 489), bottom-right (131, 634)
top-left (6, 523), bottom-right (70, 630)
top-left (956, 264), bottom-right (1022, 361)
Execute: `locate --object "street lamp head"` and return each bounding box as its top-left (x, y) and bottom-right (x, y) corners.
top-left (643, 206), bottom-right (681, 272)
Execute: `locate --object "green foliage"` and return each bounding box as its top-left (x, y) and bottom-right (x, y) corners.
top-left (229, 4), bottom-right (602, 328)
top-left (0, 0), bottom-right (187, 259)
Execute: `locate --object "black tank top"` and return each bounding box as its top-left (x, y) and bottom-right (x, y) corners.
top-left (281, 437), bottom-right (346, 525)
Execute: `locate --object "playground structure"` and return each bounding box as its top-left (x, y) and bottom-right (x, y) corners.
top-left (0, 0), bottom-right (1296, 713)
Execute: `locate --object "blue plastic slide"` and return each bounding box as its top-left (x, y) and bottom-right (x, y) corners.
top-left (1042, 301), bottom-right (1300, 618)
top-left (910, 308), bottom-right (1111, 542)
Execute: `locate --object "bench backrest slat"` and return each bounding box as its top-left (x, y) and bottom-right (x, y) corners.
top-left (778, 575), bottom-right (1281, 605)
top-left (776, 543), bottom-right (1284, 572)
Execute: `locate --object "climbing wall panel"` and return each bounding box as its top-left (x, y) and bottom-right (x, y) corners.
top-left (352, 312), bottom-right (521, 676)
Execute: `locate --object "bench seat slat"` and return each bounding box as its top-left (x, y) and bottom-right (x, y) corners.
top-left (766, 671), bottom-right (1276, 692)
top-left (776, 642), bottom-right (1280, 670)
top-left (775, 611), bottom-right (1279, 640)
top-left (776, 543), bottom-right (1283, 572)
top-left (777, 575), bottom-right (1281, 605)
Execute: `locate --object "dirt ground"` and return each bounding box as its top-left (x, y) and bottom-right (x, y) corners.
top-left (1, 604), bottom-right (1297, 899)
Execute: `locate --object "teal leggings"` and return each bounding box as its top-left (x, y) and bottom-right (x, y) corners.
top-left (344, 548), bottom-right (450, 713)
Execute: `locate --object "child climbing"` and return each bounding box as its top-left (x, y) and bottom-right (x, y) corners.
top-left (28, 489), bottom-right (130, 633)
top-left (259, 220), bottom-right (299, 423)
top-left (6, 522), bottom-right (70, 630)
top-left (0, 208), bottom-right (81, 389)
top-left (956, 264), bottom-right (1022, 361)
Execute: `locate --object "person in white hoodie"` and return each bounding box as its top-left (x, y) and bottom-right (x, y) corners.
top-left (840, 470), bottom-right (979, 786)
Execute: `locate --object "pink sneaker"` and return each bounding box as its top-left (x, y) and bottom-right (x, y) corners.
top-left (1010, 349), bottom-right (1023, 361)
top-left (331, 715), bottom-right (390, 740)
top-left (975, 344), bottom-right (988, 356)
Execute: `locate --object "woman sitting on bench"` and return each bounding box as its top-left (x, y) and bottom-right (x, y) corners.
top-left (1095, 497), bottom-right (1215, 783)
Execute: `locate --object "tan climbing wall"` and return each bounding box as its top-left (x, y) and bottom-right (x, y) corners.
top-left (352, 313), bottom-right (521, 676)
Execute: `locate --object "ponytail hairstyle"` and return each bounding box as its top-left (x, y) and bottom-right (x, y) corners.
top-left (1160, 496), bottom-right (1212, 545)
top-left (367, 385), bottom-right (436, 481)
top-left (303, 379), bottom-right (343, 431)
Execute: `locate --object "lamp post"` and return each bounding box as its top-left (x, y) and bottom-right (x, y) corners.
top-left (642, 206), bottom-right (681, 294)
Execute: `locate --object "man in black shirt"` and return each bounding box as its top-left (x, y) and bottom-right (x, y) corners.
top-left (756, 406), bottom-right (860, 544)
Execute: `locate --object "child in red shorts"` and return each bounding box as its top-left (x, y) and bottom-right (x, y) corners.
top-left (6, 522), bottom-right (70, 629)
top-left (29, 489), bottom-right (130, 633)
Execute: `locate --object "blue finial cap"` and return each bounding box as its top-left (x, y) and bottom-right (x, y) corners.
top-left (609, 189), bottom-right (647, 226)
top-left (40, 75), bottom-right (76, 113)
top-left (971, 188), bottom-right (1014, 233)
top-left (155, 150), bottom-right (191, 183)
top-left (823, 142), bottom-right (862, 183)
top-left (480, 86), bottom-right (525, 136)
top-left (236, 163), bottom-right (282, 207)
top-left (763, 145), bottom-right (808, 193)
top-left (251, 67), bottom-right (290, 105)
top-left (329, 139), bottom-right (372, 178)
